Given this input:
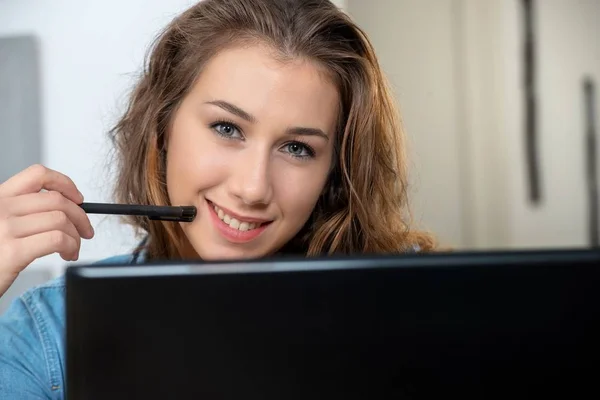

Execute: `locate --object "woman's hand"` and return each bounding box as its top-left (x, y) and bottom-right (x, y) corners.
top-left (0, 165), bottom-right (94, 297)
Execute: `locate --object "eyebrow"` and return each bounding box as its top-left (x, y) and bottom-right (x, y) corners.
top-left (205, 100), bottom-right (330, 142)
top-left (206, 100), bottom-right (256, 123)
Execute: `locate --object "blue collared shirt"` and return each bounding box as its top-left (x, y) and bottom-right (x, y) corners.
top-left (0, 254), bottom-right (138, 399)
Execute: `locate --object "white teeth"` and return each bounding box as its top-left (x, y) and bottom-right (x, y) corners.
top-left (229, 218), bottom-right (240, 229)
top-left (213, 205), bottom-right (263, 231)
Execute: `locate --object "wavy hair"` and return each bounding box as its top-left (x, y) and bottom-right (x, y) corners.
top-left (109, 0), bottom-right (436, 260)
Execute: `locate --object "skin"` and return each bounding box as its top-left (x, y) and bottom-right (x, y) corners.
top-left (166, 44), bottom-right (340, 260)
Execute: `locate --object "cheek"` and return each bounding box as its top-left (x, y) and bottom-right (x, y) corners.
top-left (165, 125), bottom-right (228, 204)
top-left (272, 160), bottom-right (330, 221)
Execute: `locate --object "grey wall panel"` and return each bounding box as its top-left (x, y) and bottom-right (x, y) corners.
top-left (0, 35), bottom-right (45, 312)
top-left (0, 35), bottom-right (42, 183)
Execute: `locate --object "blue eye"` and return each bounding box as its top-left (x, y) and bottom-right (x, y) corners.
top-left (211, 121), bottom-right (243, 139)
top-left (283, 142), bottom-right (315, 159)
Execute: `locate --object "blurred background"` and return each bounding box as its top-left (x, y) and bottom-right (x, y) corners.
top-left (0, 0), bottom-right (599, 309)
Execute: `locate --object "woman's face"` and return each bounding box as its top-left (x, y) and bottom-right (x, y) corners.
top-left (166, 44), bottom-right (339, 260)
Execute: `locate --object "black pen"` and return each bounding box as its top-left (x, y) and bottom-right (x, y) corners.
top-left (80, 203), bottom-right (197, 222)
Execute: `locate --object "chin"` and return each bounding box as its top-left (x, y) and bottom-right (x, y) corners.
top-left (190, 241), bottom-right (272, 262)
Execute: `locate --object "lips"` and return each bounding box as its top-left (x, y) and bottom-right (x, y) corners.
top-left (206, 201), bottom-right (272, 244)
top-left (211, 203), bottom-right (268, 232)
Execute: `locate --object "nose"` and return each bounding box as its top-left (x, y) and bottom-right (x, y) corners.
top-left (228, 147), bottom-right (274, 206)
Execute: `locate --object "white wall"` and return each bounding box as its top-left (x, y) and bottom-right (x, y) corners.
top-left (0, 0), bottom-right (199, 275)
top-left (460, 0), bottom-right (600, 249)
top-left (330, 0), bottom-right (347, 9)
top-left (348, 0), bottom-right (600, 250)
top-left (459, 0), bottom-right (514, 249)
top-left (502, 0), bottom-right (600, 249)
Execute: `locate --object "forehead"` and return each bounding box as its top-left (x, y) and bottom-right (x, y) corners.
top-left (190, 44), bottom-right (340, 132)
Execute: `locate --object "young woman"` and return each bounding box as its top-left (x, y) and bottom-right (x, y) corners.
top-left (0, 0), bottom-right (435, 397)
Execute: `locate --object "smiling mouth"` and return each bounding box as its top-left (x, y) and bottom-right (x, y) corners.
top-left (211, 203), bottom-right (271, 232)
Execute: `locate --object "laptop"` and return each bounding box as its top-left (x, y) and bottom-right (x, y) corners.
top-left (66, 249), bottom-right (600, 399)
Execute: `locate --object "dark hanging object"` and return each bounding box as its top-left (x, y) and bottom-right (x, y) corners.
top-left (584, 78), bottom-right (598, 247)
top-left (522, 0), bottom-right (541, 204)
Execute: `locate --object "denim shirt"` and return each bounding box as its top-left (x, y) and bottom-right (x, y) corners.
top-left (0, 254), bottom-right (139, 400)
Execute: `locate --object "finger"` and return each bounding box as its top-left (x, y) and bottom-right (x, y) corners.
top-left (4, 211), bottom-right (82, 251)
top-left (0, 164), bottom-right (83, 204)
top-left (3, 231), bottom-right (79, 275)
top-left (5, 191), bottom-right (94, 239)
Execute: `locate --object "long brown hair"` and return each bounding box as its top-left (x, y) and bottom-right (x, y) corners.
top-left (109, 0), bottom-right (436, 260)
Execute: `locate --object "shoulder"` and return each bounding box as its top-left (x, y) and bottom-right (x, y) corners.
top-left (407, 244), bottom-right (421, 253)
top-left (0, 251), bottom-right (142, 398)
top-left (0, 275), bottom-right (66, 398)
top-left (0, 252), bottom-right (140, 328)
top-left (0, 251), bottom-right (144, 325)
top-left (95, 253), bottom-right (137, 265)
